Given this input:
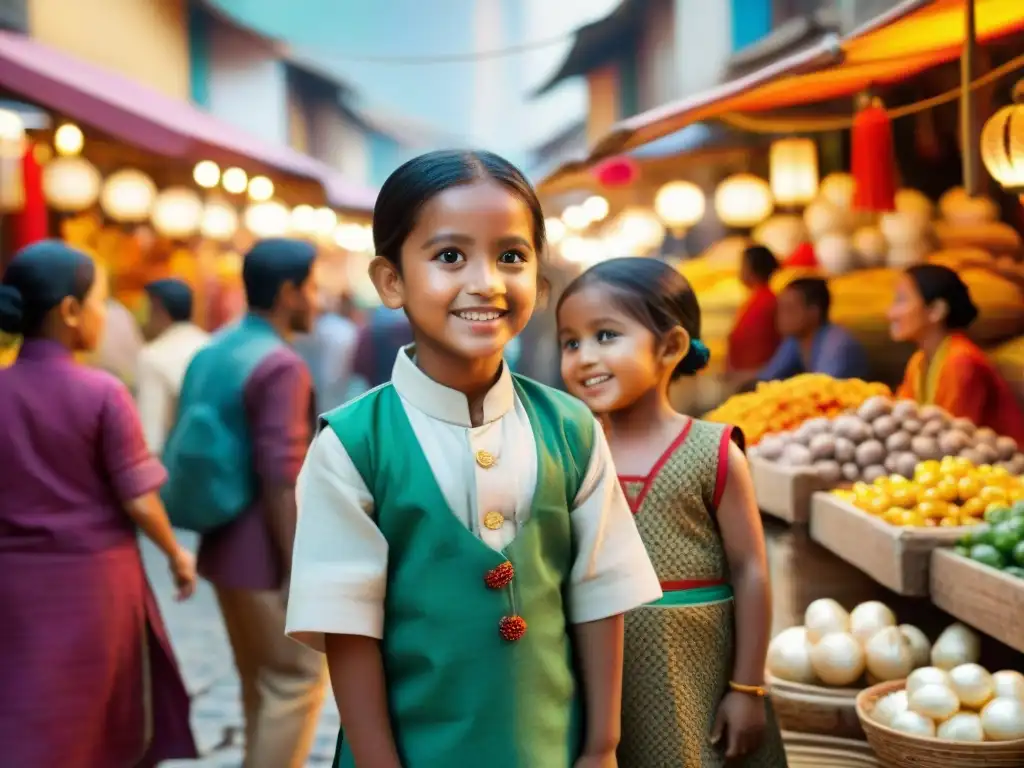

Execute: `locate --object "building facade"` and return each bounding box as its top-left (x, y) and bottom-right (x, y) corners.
top-left (528, 0), bottom-right (908, 174)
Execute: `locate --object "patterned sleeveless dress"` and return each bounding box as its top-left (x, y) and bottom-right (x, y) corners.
top-left (617, 418), bottom-right (788, 768)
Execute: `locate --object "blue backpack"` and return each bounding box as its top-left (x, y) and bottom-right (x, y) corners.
top-left (161, 315), bottom-right (283, 533)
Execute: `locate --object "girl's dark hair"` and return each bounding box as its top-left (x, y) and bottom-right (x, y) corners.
top-left (373, 150), bottom-right (546, 267)
top-left (905, 264), bottom-right (978, 330)
top-left (0, 240), bottom-right (96, 337)
top-left (558, 257), bottom-right (710, 379)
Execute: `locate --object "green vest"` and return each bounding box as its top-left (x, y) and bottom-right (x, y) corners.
top-left (322, 375), bottom-right (595, 768)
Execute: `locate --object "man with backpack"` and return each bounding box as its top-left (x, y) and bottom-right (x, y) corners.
top-left (161, 238), bottom-right (325, 768)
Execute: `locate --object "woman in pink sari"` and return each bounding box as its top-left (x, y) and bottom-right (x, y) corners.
top-left (0, 241), bottom-right (198, 767)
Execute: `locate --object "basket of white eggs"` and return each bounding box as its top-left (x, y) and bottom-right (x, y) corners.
top-left (856, 663), bottom-right (1024, 767)
top-left (766, 599), bottom-right (947, 741)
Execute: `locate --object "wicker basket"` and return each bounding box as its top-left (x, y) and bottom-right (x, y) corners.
top-left (768, 673), bottom-right (865, 740)
top-left (783, 731), bottom-right (880, 767)
top-left (855, 679), bottom-right (1024, 767)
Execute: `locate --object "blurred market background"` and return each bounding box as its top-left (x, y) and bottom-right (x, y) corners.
top-left (2, 0), bottom-right (1024, 766)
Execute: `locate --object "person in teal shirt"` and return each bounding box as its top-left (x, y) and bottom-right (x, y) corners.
top-left (285, 150), bottom-right (661, 768)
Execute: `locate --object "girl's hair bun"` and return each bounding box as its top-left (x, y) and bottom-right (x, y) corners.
top-left (674, 337), bottom-right (710, 377)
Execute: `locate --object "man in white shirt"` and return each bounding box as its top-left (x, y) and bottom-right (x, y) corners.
top-left (136, 279), bottom-right (210, 454)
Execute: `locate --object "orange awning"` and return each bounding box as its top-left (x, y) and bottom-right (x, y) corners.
top-left (589, 0), bottom-right (1024, 159)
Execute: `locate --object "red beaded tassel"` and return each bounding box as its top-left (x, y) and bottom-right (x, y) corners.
top-left (499, 615), bottom-right (527, 642)
top-left (851, 96), bottom-right (896, 213)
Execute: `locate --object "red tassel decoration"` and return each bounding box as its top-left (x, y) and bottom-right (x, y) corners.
top-left (498, 615), bottom-right (527, 642)
top-left (784, 241), bottom-right (817, 269)
top-left (851, 98), bottom-right (896, 213)
top-left (12, 143), bottom-right (48, 250)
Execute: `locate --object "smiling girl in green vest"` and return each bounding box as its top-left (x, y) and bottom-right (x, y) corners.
top-left (558, 258), bottom-right (788, 768)
top-left (285, 151), bottom-right (662, 768)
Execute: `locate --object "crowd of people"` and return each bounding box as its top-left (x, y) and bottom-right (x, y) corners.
top-left (0, 147), bottom-right (1022, 768)
top-left (726, 245), bottom-right (1024, 441)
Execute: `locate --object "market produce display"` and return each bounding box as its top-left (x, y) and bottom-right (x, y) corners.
top-left (767, 599), bottom-right (979, 689)
top-left (706, 375), bottom-right (889, 446)
top-left (751, 395), bottom-right (1024, 486)
top-left (868, 663), bottom-right (1024, 742)
top-left (830, 455), bottom-right (1024, 528)
top-left (953, 501), bottom-right (1024, 578)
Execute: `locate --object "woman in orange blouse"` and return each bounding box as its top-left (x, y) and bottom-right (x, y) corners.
top-left (889, 264), bottom-right (1024, 443)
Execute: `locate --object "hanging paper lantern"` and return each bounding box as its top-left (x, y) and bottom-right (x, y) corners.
top-left (545, 217), bottom-right (566, 245)
top-left (851, 97), bottom-right (896, 212)
top-left (561, 205), bottom-right (590, 231)
top-left (654, 181), bottom-right (705, 230)
top-left (980, 81), bottom-right (1024, 197)
top-left (0, 108), bottom-right (26, 212)
top-left (54, 123), bottom-right (84, 157)
top-left (244, 199), bottom-right (290, 238)
top-left (151, 187), bottom-right (204, 238)
top-left (770, 138), bottom-right (819, 207)
top-left (101, 169), bottom-right (157, 222)
top-left (582, 195), bottom-right (609, 222)
top-left (593, 156), bottom-right (638, 188)
top-left (714, 174), bottom-right (773, 228)
top-left (201, 200), bottom-right (239, 241)
top-left (42, 156), bottom-right (102, 212)
top-left (193, 160), bottom-right (221, 189)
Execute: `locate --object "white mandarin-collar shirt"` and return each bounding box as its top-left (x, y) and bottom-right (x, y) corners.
top-left (286, 347), bottom-right (661, 650)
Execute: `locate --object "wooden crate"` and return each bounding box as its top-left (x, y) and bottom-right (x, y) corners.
top-left (752, 458), bottom-right (830, 524)
top-left (809, 494), bottom-right (966, 596)
top-left (930, 548), bottom-right (1024, 654)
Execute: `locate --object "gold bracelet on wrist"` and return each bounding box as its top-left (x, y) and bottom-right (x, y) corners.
top-left (729, 681), bottom-right (768, 697)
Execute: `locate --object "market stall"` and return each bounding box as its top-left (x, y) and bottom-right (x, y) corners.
top-left (539, 0), bottom-right (1024, 422)
top-left (0, 28), bottom-right (378, 344)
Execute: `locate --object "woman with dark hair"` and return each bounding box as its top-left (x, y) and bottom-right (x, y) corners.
top-left (0, 241), bottom-right (197, 767)
top-left (558, 258), bottom-right (786, 768)
top-left (889, 264), bottom-right (1024, 442)
top-left (286, 150), bottom-right (660, 768)
top-left (728, 245), bottom-right (782, 377)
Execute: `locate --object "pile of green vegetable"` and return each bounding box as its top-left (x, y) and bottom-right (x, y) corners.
top-left (955, 501), bottom-right (1024, 579)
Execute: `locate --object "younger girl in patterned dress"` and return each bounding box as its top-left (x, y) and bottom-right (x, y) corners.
top-left (557, 257), bottom-right (788, 768)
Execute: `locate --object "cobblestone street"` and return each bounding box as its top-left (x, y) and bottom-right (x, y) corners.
top-left (144, 534), bottom-right (339, 767)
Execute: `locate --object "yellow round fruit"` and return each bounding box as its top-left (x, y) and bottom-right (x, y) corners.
top-left (939, 516), bottom-right (962, 527)
top-left (890, 485), bottom-right (917, 508)
top-left (919, 486), bottom-right (944, 503)
top-left (1009, 487), bottom-right (1024, 504)
top-left (976, 464), bottom-right (994, 477)
top-left (866, 496), bottom-right (891, 516)
top-left (959, 516), bottom-right (983, 526)
top-left (960, 497), bottom-right (987, 518)
top-left (916, 460), bottom-right (941, 477)
top-left (897, 509), bottom-right (924, 527)
top-left (915, 470), bottom-right (942, 488)
top-left (935, 479), bottom-right (960, 503)
top-left (883, 507), bottom-right (905, 525)
top-left (989, 466), bottom-right (1010, 480)
top-left (917, 500), bottom-right (949, 520)
top-left (980, 485), bottom-right (1009, 505)
top-left (888, 475), bottom-right (909, 486)
top-left (957, 475), bottom-right (982, 501)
